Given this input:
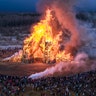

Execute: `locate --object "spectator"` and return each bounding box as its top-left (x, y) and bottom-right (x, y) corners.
top-left (0, 70), bottom-right (95, 96)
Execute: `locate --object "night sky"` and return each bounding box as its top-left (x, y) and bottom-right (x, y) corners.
top-left (0, 0), bottom-right (96, 13)
top-left (0, 0), bottom-right (38, 13)
top-left (76, 0), bottom-right (96, 12)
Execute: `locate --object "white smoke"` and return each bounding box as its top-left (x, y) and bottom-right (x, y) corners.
top-left (74, 52), bottom-right (88, 63)
top-left (29, 52), bottom-right (94, 79)
top-left (2, 50), bottom-right (23, 62)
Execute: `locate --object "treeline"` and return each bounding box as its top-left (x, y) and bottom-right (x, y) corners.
top-left (0, 13), bottom-right (41, 27)
top-left (76, 12), bottom-right (96, 21)
top-left (76, 12), bottom-right (96, 27)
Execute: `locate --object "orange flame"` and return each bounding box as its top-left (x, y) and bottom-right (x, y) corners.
top-left (4, 9), bottom-right (73, 63)
top-left (22, 9), bottom-right (72, 63)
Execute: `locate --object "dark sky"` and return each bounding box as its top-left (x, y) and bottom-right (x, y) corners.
top-left (0, 0), bottom-right (96, 13)
top-left (0, 0), bottom-right (38, 13)
top-left (77, 0), bottom-right (96, 12)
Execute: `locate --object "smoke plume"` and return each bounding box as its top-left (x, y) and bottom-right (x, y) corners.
top-left (37, 0), bottom-right (81, 54)
top-left (29, 52), bottom-right (96, 79)
top-left (28, 0), bottom-right (96, 79)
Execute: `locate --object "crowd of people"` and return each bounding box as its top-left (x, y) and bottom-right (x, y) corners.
top-left (0, 70), bottom-right (95, 96)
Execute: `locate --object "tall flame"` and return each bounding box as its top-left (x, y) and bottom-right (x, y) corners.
top-left (22, 9), bottom-right (72, 63)
top-left (3, 9), bottom-right (73, 63)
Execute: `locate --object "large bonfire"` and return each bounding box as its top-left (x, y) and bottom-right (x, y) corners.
top-left (3, 9), bottom-right (73, 63)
